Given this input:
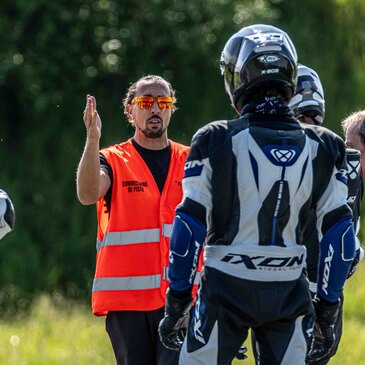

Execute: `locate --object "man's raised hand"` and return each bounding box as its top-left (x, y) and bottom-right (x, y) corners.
top-left (83, 94), bottom-right (102, 141)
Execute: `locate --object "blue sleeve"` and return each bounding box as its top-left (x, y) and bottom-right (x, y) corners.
top-left (168, 212), bottom-right (206, 292)
top-left (318, 217), bottom-right (355, 302)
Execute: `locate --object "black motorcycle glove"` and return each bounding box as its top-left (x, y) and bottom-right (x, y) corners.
top-left (158, 288), bottom-right (192, 351)
top-left (306, 296), bottom-right (340, 363)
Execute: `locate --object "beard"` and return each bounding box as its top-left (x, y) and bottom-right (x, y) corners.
top-left (140, 125), bottom-right (166, 138)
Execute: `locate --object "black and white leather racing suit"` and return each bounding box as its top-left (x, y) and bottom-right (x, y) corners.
top-left (168, 110), bottom-right (355, 365)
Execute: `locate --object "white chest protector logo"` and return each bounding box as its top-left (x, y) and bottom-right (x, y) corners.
top-left (262, 145), bottom-right (301, 166)
top-left (271, 148), bottom-right (296, 163)
top-left (347, 160), bottom-right (360, 180)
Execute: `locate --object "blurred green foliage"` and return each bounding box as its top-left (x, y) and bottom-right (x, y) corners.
top-left (1, 0), bottom-right (365, 309)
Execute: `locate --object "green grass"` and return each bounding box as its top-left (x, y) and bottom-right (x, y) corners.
top-left (1, 266), bottom-right (364, 364)
top-left (233, 263), bottom-right (365, 365)
top-left (0, 295), bottom-right (115, 365)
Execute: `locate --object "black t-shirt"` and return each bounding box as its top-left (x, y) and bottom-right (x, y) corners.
top-left (131, 138), bottom-right (171, 194)
top-left (99, 139), bottom-right (171, 210)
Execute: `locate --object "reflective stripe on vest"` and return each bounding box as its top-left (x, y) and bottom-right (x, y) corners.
top-left (93, 269), bottom-right (201, 292)
top-left (96, 226), bottom-right (173, 251)
top-left (162, 223), bottom-right (173, 238)
top-left (194, 271), bottom-right (201, 285)
top-left (96, 228), bottom-right (159, 251)
top-left (92, 274), bottom-right (161, 292)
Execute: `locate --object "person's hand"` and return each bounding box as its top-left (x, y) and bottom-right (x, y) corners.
top-left (158, 289), bottom-right (192, 351)
top-left (83, 94), bottom-right (102, 141)
top-left (306, 296), bottom-right (340, 363)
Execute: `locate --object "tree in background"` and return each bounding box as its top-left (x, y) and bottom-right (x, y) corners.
top-left (0, 0), bottom-right (364, 311)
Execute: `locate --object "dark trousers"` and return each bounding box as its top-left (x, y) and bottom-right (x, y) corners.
top-left (106, 307), bottom-right (180, 365)
top-left (180, 267), bottom-right (312, 365)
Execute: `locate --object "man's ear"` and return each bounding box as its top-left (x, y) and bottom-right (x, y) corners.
top-left (127, 104), bottom-right (134, 118)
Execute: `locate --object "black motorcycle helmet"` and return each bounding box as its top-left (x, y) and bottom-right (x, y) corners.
top-left (220, 24), bottom-right (298, 113)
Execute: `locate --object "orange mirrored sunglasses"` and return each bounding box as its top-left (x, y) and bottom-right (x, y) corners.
top-left (131, 96), bottom-right (175, 110)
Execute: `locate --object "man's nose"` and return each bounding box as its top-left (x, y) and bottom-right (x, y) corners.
top-left (151, 101), bottom-right (161, 113)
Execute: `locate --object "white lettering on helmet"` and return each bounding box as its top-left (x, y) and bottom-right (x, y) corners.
top-left (261, 68), bottom-right (279, 74)
top-left (258, 55), bottom-right (280, 63)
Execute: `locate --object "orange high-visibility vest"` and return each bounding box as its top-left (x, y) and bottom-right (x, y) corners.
top-left (92, 139), bottom-right (190, 315)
